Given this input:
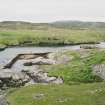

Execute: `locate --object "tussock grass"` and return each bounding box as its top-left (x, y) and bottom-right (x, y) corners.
top-left (43, 49), bottom-right (104, 84)
top-left (0, 29), bottom-right (105, 46)
top-left (7, 83), bottom-right (105, 105)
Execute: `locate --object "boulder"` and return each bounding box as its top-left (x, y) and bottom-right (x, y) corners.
top-left (23, 57), bottom-right (56, 66)
top-left (92, 64), bottom-right (105, 80)
top-left (48, 52), bottom-right (73, 64)
top-left (56, 55), bottom-right (73, 64)
top-left (0, 95), bottom-right (9, 105)
top-left (0, 69), bottom-right (30, 87)
top-left (23, 69), bottom-right (63, 84)
top-left (19, 54), bottom-right (36, 60)
top-left (11, 72), bottom-right (30, 82)
top-left (52, 77), bottom-right (63, 84)
top-left (32, 72), bottom-right (57, 83)
top-left (0, 72), bottom-right (12, 80)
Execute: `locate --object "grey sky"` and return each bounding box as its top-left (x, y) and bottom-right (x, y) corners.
top-left (0, 0), bottom-right (105, 22)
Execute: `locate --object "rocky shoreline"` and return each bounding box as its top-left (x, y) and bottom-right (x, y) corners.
top-left (0, 41), bottom-right (100, 48)
top-left (0, 43), bottom-right (105, 105)
top-left (0, 95), bottom-right (9, 105)
top-left (0, 52), bottom-right (66, 105)
top-left (0, 43), bottom-right (104, 89)
top-left (0, 52), bottom-right (67, 89)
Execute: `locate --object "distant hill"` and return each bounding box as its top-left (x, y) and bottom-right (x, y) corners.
top-left (0, 21), bottom-right (49, 30)
top-left (51, 20), bottom-right (105, 29)
top-left (0, 20), bottom-right (105, 29)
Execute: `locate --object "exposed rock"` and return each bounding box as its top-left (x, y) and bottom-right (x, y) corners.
top-left (80, 44), bottom-right (98, 49)
top-left (0, 95), bottom-right (9, 105)
top-left (23, 62), bottom-right (33, 66)
top-left (19, 52), bottom-right (49, 59)
top-left (56, 55), bottom-right (72, 64)
top-left (33, 93), bottom-right (45, 99)
top-left (23, 57), bottom-right (56, 66)
top-left (47, 53), bottom-right (55, 60)
top-left (3, 53), bottom-right (50, 69)
top-left (22, 65), bottom-right (41, 74)
top-left (92, 64), bottom-right (105, 80)
top-left (19, 54), bottom-right (37, 60)
top-left (52, 77), bottom-right (63, 84)
top-left (4, 55), bottom-right (20, 69)
top-left (0, 72), bottom-right (12, 80)
top-left (48, 52), bottom-right (73, 64)
top-left (32, 72), bottom-right (57, 83)
top-left (0, 69), bottom-right (30, 88)
top-left (22, 70), bottom-right (63, 84)
top-left (12, 72), bottom-right (30, 82)
top-left (0, 52), bottom-right (65, 88)
top-left (25, 79), bottom-right (36, 86)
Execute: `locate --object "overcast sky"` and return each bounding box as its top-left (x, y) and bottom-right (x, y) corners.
top-left (0, 0), bottom-right (105, 22)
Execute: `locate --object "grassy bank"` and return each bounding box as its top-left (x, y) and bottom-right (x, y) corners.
top-left (6, 49), bottom-right (105, 105)
top-left (0, 28), bottom-right (105, 46)
top-left (42, 49), bottom-right (105, 84)
top-left (7, 83), bottom-right (105, 105)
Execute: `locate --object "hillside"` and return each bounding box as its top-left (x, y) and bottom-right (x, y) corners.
top-left (51, 21), bottom-right (105, 29)
top-left (0, 20), bottom-right (105, 30)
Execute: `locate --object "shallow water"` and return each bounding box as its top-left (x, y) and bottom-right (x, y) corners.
top-left (0, 45), bottom-right (80, 67)
top-left (0, 42), bottom-right (105, 68)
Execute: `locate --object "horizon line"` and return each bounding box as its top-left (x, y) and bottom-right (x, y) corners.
top-left (0, 19), bottom-right (105, 23)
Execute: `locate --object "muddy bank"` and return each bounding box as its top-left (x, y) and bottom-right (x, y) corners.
top-left (1, 41), bottom-right (100, 48)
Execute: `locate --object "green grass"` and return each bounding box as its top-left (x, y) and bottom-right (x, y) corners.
top-left (42, 49), bottom-right (105, 84)
top-left (0, 28), bottom-right (105, 46)
top-left (6, 48), bottom-right (105, 105)
top-left (7, 83), bottom-right (105, 105)
top-left (3, 25), bottom-right (105, 105)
